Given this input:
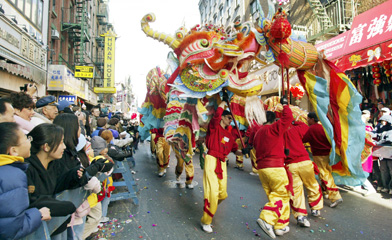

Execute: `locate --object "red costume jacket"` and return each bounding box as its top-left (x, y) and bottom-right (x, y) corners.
top-left (253, 105), bottom-right (293, 169)
top-left (302, 123), bottom-right (331, 156)
top-left (284, 121), bottom-right (310, 164)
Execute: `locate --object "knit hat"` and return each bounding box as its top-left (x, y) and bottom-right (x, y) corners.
top-left (91, 136), bottom-right (107, 156)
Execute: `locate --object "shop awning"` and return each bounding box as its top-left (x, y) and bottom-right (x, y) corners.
top-left (316, 0), bottom-right (392, 71)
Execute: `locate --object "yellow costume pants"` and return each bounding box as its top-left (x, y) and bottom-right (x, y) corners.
top-left (201, 154), bottom-right (228, 225)
top-left (258, 167), bottom-right (290, 230)
top-left (287, 160), bottom-right (323, 218)
top-left (156, 137), bottom-right (171, 173)
top-left (235, 138), bottom-right (244, 167)
top-left (150, 133), bottom-right (156, 154)
top-left (173, 146), bottom-right (194, 184)
top-left (250, 148), bottom-right (258, 173)
top-left (313, 155), bottom-right (342, 202)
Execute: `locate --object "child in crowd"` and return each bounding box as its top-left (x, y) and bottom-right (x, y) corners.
top-left (0, 122), bottom-right (51, 239)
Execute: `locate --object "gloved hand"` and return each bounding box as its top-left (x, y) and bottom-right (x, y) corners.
top-left (86, 158), bottom-right (114, 176)
top-left (222, 90), bottom-right (230, 104)
top-left (280, 96), bottom-right (288, 105)
top-left (241, 146), bottom-right (252, 156)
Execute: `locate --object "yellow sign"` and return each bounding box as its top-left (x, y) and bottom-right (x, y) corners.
top-left (75, 66), bottom-right (94, 78)
top-left (103, 30), bottom-right (116, 90)
top-left (94, 87), bottom-right (117, 94)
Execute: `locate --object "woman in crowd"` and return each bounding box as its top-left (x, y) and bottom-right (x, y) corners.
top-left (0, 122), bottom-right (51, 239)
top-left (10, 91), bottom-right (36, 133)
top-left (26, 123), bottom-right (87, 239)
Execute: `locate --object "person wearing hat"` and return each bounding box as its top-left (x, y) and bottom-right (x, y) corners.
top-left (372, 101), bottom-right (386, 126)
top-left (58, 100), bottom-right (74, 113)
top-left (373, 114), bottom-right (392, 195)
top-left (31, 96), bottom-right (59, 126)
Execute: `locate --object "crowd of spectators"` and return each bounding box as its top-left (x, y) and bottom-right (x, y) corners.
top-left (0, 84), bottom-right (140, 240)
top-left (361, 99), bottom-right (392, 196)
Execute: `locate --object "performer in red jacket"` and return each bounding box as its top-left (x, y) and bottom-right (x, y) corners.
top-left (284, 121), bottom-right (323, 228)
top-left (201, 100), bottom-right (242, 233)
top-left (253, 97), bottom-right (293, 239)
top-left (302, 112), bottom-right (343, 208)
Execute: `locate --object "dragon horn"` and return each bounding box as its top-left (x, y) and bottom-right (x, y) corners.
top-left (141, 13), bottom-right (181, 50)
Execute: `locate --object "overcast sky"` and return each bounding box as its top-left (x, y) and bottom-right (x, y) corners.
top-left (109, 0), bottom-right (200, 107)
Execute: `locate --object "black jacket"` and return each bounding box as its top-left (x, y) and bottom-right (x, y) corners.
top-left (25, 155), bottom-right (87, 217)
top-left (107, 144), bottom-right (132, 161)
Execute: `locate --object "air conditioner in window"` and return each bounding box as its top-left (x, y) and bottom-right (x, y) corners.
top-left (51, 29), bottom-right (60, 40)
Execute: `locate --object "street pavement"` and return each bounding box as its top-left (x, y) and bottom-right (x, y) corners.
top-left (94, 142), bottom-right (392, 240)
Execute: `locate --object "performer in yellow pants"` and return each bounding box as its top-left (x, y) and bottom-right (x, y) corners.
top-left (201, 154), bottom-right (228, 225)
top-left (200, 101), bottom-right (242, 233)
top-left (313, 155), bottom-right (342, 202)
top-left (156, 136), bottom-right (171, 177)
top-left (258, 168), bottom-right (290, 230)
top-left (287, 160), bottom-right (323, 219)
top-left (150, 133), bottom-right (156, 155)
top-left (235, 138), bottom-right (244, 169)
top-left (249, 148), bottom-right (258, 175)
top-left (173, 146), bottom-right (194, 189)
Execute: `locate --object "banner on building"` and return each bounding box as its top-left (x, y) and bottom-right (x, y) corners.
top-left (75, 66), bottom-right (94, 78)
top-left (94, 29), bottom-right (117, 94)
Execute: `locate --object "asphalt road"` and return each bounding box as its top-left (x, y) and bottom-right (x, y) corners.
top-left (94, 142), bottom-right (392, 240)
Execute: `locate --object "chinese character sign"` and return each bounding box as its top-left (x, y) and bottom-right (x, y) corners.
top-left (344, 0), bottom-right (392, 55)
top-left (103, 30), bottom-right (116, 89)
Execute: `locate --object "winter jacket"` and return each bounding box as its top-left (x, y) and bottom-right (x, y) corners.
top-left (25, 155), bottom-right (88, 217)
top-left (107, 144), bottom-right (132, 161)
top-left (0, 155), bottom-right (42, 239)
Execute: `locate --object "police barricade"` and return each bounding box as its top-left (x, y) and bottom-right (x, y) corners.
top-left (22, 188), bottom-right (89, 240)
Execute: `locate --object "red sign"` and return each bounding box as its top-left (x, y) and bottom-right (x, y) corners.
top-left (343, 0), bottom-right (392, 56)
top-left (315, 31), bottom-right (350, 60)
top-left (335, 39), bottom-right (392, 71)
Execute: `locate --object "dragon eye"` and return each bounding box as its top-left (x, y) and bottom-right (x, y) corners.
top-left (200, 39), bottom-right (209, 47)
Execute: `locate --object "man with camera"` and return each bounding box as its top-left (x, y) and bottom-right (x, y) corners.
top-left (252, 97), bottom-right (293, 239)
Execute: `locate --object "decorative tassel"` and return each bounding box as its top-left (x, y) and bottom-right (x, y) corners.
top-left (245, 95), bottom-right (266, 126)
top-left (277, 51), bottom-right (290, 69)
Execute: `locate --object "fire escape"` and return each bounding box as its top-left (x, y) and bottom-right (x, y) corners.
top-left (61, 0), bottom-right (91, 67)
top-left (306, 0), bottom-right (357, 42)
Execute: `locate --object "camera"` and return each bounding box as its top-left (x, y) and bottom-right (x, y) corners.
top-left (19, 83), bottom-right (29, 92)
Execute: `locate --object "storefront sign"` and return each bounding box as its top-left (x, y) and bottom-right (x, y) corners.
top-left (58, 95), bottom-right (76, 104)
top-left (95, 29), bottom-right (116, 94)
top-left (75, 65), bottom-right (94, 78)
top-left (47, 65), bottom-right (87, 99)
top-left (315, 31), bottom-right (350, 60)
top-left (343, 0), bottom-right (392, 57)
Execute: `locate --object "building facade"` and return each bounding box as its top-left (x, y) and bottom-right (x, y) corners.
top-left (47, 0), bottom-right (116, 108)
top-left (0, 0), bottom-right (49, 97)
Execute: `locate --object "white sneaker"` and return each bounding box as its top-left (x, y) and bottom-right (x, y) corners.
top-left (389, 189), bottom-right (392, 195)
top-left (100, 217), bottom-right (110, 223)
top-left (176, 175), bottom-right (180, 181)
top-left (297, 216), bottom-right (310, 227)
top-left (377, 186), bottom-right (382, 192)
top-left (201, 223), bottom-right (213, 233)
top-left (311, 209), bottom-right (321, 217)
top-left (186, 183), bottom-right (194, 189)
top-left (275, 226), bottom-right (290, 236)
top-left (158, 169), bottom-right (166, 177)
top-left (249, 172), bottom-right (258, 176)
top-left (330, 198), bottom-right (343, 208)
top-left (257, 218), bottom-right (276, 239)
top-left (381, 188), bottom-right (389, 193)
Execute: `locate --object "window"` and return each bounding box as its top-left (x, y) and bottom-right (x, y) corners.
top-left (8, 0), bottom-right (44, 31)
top-left (250, 0), bottom-right (257, 15)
